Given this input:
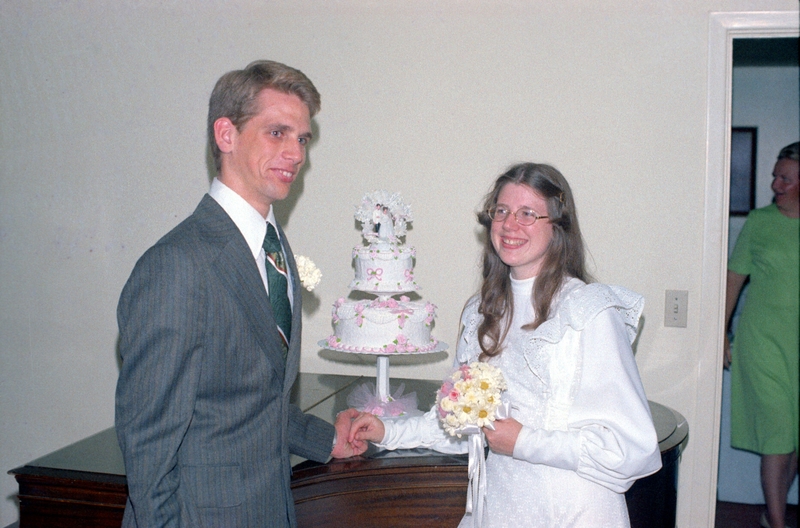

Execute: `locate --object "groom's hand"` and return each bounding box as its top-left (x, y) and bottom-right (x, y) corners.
top-left (331, 408), bottom-right (368, 458)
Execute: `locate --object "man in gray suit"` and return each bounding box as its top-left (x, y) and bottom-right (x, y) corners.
top-left (115, 60), bottom-right (364, 527)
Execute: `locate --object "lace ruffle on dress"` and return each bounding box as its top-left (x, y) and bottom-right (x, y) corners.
top-left (378, 278), bottom-right (661, 528)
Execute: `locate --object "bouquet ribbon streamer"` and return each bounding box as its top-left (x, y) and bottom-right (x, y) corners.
top-left (462, 398), bottom-right (512, 528)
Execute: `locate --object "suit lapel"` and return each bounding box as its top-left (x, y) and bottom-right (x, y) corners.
top-left (196, 196), bottom-right (288, 376)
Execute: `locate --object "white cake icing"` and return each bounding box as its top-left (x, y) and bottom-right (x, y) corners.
top-left (349, 243), bottom-right (420, 293)
top-left (325, 190), bottom-right (440, 355)
top-left (326, 296), bottom-right (438, 353)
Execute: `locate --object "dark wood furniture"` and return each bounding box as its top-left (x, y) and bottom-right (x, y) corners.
top-left (292, 453), bottom-right (470, 527)
top-left (10, 374), bottom-right (687, 528)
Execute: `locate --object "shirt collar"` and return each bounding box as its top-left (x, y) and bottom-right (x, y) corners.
top-left (209, 177), bottom-right (279, 260)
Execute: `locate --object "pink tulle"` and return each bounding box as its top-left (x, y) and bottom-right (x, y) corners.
top-left (346, 382), bottom-right (419, 417)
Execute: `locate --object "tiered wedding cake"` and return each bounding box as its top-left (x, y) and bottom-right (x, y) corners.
top-left (324, 191), bottom-right (440, 354)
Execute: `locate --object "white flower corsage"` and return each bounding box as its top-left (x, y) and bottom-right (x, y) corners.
top-left (294, 255), bottom-right (322, 291)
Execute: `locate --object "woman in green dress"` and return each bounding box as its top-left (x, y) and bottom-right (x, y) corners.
top-left (724, 141), bottom-right (799, 528)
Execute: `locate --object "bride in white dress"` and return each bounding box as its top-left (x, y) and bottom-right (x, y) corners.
top-left (349, 163), bottom-right (662, 527)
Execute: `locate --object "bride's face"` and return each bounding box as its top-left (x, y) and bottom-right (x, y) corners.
top-left (490, 183), bottom-right (554, 280)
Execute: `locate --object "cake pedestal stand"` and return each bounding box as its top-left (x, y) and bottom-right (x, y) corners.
top-left (376, 356), bottom-right (391, 402)
top-left (318, 341), bottom-right (449, 408)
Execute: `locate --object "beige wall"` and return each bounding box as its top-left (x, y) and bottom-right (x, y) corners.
top-left (1, 2), bottom-right (797, 526)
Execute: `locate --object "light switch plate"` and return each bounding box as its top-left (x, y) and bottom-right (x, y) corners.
top-left (664, 290), bottom-right (688, 328)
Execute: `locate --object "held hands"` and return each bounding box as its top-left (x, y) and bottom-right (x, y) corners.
top-left (331, 409), bottom-right (369, 458)
top-left (483, 417), bottom-right (522, 457)
top-left (330, 409), bottom-right (385, 459)
top-left (349, 412), bottom-right (385, 445)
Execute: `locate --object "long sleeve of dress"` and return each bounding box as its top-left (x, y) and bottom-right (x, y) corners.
top-left (511, 307), bottom-right (661, 493)
top-left (377, 406), bottom-right (468, 454)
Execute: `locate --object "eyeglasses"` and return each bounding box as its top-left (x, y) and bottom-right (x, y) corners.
top-left (486, 205), bottom-right (549, 226)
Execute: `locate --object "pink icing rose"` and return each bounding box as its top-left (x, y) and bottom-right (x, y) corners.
top-left (394, 334), bottom-right (410, 352)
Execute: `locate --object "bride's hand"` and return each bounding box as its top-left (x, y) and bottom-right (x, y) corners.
top-left (349, 412), bottom-right (385, 444)
top-left (483, 418), bottom-right (522, 456)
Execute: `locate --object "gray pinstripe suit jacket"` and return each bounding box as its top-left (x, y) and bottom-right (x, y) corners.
top-left (115, 195), bottom-right (334, 527)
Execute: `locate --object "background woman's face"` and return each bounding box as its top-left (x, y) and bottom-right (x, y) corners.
top-left (490, 183), bottom-right (554, 280)
top-left (771, 158), bottom-right (800, 213)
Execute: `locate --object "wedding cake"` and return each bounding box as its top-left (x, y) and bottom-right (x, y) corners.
top-left (325, 191), bottom-right (440, 354)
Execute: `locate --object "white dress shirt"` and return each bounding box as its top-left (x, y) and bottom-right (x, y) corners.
top-left (208, 177), bottom-right (294, 306)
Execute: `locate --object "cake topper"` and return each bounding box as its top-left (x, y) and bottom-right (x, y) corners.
top-left (354, 190), bottom-right (412, 243)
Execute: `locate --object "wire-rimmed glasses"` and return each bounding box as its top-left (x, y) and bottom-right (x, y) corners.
top-left (486, 205), bottom-right (549, 226)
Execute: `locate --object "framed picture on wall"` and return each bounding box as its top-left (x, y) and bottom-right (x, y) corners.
top-left (730, 127), bottom-right (757, 215)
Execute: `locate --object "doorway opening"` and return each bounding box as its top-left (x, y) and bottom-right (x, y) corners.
top-left (699, 11), bottom-right (798, 527)
top-left (716, 35), bottom-right (799, 507)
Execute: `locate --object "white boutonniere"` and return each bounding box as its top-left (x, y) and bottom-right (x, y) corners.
top-left (294, 255), bottom-right (322, 291)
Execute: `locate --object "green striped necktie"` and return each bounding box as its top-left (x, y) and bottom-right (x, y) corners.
top-left (263, 222), bottom-right (291, 356)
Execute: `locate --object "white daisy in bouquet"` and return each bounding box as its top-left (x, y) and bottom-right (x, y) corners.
top-left (437, 361), bottom-right (507, 437)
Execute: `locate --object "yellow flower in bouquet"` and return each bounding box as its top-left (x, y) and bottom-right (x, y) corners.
top-left (437, 361), bottom-right (507, 437)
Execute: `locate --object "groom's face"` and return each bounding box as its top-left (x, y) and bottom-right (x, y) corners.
top-left (217, 88), bottom-right (312, 217)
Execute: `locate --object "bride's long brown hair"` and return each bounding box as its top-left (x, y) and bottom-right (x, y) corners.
top-left (476, 163), bottom-right (591, 361)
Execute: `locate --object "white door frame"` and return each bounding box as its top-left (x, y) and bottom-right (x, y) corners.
top-left (698, 10), bottom-right (798, 526)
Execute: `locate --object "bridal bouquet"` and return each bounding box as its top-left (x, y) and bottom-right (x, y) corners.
top-left (437, 361), bottom-right (508, 528)
top-left (437, 361), bottom-right (507, 437)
